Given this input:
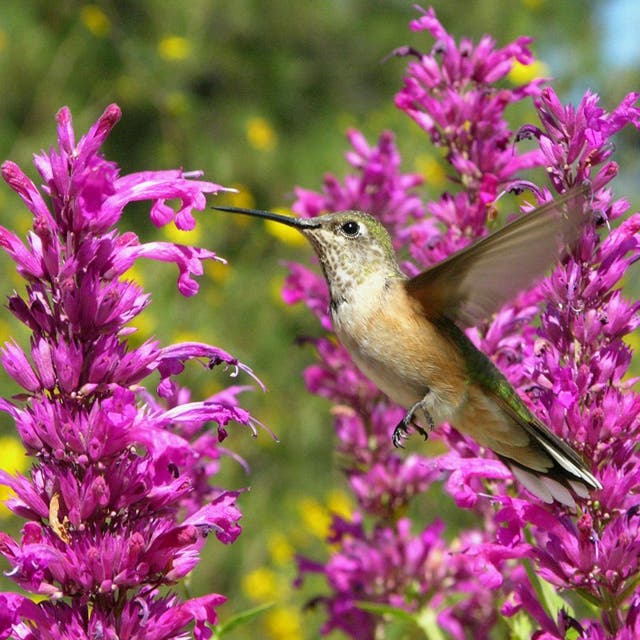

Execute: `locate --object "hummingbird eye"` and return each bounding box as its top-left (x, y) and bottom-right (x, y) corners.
top-left (340, 220), bottom-right (360, 237)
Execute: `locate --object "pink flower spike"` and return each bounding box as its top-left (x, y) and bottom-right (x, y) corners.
top-left (288, 8), bottom-right (640, 637)
top-left (0, 104), bottom-right (259, 638)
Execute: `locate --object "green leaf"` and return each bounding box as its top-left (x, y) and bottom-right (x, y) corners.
top-left (355, 602), bottom-right (451, 640)
top-left (575, 586), bottom-right (602, 611)
top-left (504, 609), bottom-right (535, 640)
top-left (355, 601), bottom-right (416, 625)
top-left (524, 559), bottom-right (574, 621)
top-left (566, 626), bottom-right (582, 640)
top-left (414, 607), bottom-right (450, 640)
top-left (212, 602), bottom-right (274, 639)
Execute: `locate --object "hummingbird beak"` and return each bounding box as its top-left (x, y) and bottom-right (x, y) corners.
top-left (212, 205), bottom-right (321, 229)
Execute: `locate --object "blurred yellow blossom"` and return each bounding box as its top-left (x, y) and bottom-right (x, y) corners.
top-left (265, 209), bottom-right (307, 247)
top-left (268, 532), bottom-right (295, 566)
top-left (81, 5), bottom-right (111, 37)
top-left (415, 153), bottom-right (447, 188)
top-left (123, 263), bottom-right (145, 288)
top-left (246, 117), bottom-right (278, 151)
top-left (226, 186), bottom-right (256, 209)
top-left (327, 489), bottom-right (352, 520)
top-left (297, 496), bottom-right (331, 540)
top-left (242, 566), bottom-right (279, 602)
top-left (0, 436), bottom-right (27, 473)
top-left (126, 310), bottom-right (156, 342)
top-left (205, 259), bottom-right (229, 285)
top-left (171, 330), bottom-right (201, 345)
top-left (162, 218), bottom-right (202, 245)
top-left (158, 36), bottom-right (192, 61)
top-left (122, 264), bottom-right (155, 337)
top-left (624, 332), bottom-right (640, 386)
top-left (509, 59), bottom-right (549, 85)
top-left (214, 187), bottom-right (256, 228)
top-left (0, 436), bottom-right (28, 518)
top-left (264, 607), bottom-right (303, 640)
top-left (625, 331), bottom-right (640, 351)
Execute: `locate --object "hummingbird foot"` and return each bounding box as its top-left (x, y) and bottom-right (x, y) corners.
top-left (392, 399), bottom-right (435, 448)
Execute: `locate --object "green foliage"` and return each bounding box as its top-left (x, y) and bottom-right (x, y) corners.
top-left (212, 602), bottom-right (275, 639)
top-left (357, 600), bottom-right (453, 639)
top-left (524, 558), bottom-right (575, 624)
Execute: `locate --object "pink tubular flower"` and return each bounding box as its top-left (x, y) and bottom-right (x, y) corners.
top-left (491, 88), bottom-right (640, 639)
top-left (0, 105), bottom-right (259, 638)
top-left (394, 5), bottom-right (545, 205)
top-left (289, 8), bottom-right (640, 639)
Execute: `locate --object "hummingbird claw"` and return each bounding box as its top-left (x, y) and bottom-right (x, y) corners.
top-left (392, 398), bottom-right (435, 448)
top-left (414, 424), bottom-right (430, 441)
top-left (392, 422), bottom-right (410, 448)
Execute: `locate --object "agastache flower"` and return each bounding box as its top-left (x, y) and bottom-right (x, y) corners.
top-left (288, 7), bottom-right (640, 639)
top-left (394, 5), bottom-right (546, 205)
top-left (486, 88), bottom-right (640, 639)
top-left (0, 105), bottom-right (259, 638)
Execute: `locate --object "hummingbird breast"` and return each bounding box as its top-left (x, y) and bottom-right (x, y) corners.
top-left (331, 275), bottom-right (469, 426)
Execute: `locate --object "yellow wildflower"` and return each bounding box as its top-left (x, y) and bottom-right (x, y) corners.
top-left (242, 567), bottom-right (279, 602)
top-left (327, 489), bottom-right (352, 520)
top-left (0, 436), bottom-right (28, 518)
top-left (158, 36), bottom-right (191, 61)
top-left (268, 532), bottom-right (294, 566)
top-left (246, 117), bottom-right (278, 151)
top-left (298, 497), bottom-right (331, 539)
top-left (205, 259), bottom-right (229, 285)
top-left (162, 218), bottom-right (202, 245)
top-left (509, 59), bottom-right (549, 85)
top-left (415, 153), bottom-right (447, 188)
top-left (264, 209), bottom-right (307, 247)
top-left (81, 5), bottom-right (111, 37)
top-left (226, 186), bottom-right (256, 210)
top-left (264, 607), bottom-right (303, 640)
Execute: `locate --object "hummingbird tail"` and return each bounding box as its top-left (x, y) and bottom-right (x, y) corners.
top-left (459, 385), bottom-right (601, 508)
top-left (512, 415), bottom-right (601, 507)
top-left (507, 462), bottom-right (592, 508)
top-left (495, 419), bottom-right (602, 508)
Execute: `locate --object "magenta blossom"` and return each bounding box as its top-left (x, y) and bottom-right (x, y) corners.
top-left (0, 105), bottom-right (260, 639)
top-left (289, 8), bottom-right (640, 639)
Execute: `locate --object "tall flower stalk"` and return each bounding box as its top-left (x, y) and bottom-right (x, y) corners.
top-left (0, 105), bottom-right (259, 639)
top-left (288, 8), bottom-right (640, 639)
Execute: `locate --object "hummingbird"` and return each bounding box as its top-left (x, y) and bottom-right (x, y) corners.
top-left (213, 187), bottom-right (601, 506)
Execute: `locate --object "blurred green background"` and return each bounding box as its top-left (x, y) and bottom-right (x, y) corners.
top-left (0, 1), bottom-right (638, 638)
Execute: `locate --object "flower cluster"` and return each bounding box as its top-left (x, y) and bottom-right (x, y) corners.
top-left (491, 87), bottom-right (640, 639)
top-left (287, 7), bottom-right (640, 639)
top-left (0, 105), bottom-right (259, 639)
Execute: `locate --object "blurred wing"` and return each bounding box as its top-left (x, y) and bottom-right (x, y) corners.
top-left (405, 186), bottom-right (590, 328)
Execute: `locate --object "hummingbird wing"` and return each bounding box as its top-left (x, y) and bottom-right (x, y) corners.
top-left (405, 186), bottom-right (590, 328)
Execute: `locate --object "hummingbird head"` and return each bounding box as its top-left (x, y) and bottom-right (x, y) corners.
top-left (212, 206), bottom-right (400, 302)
